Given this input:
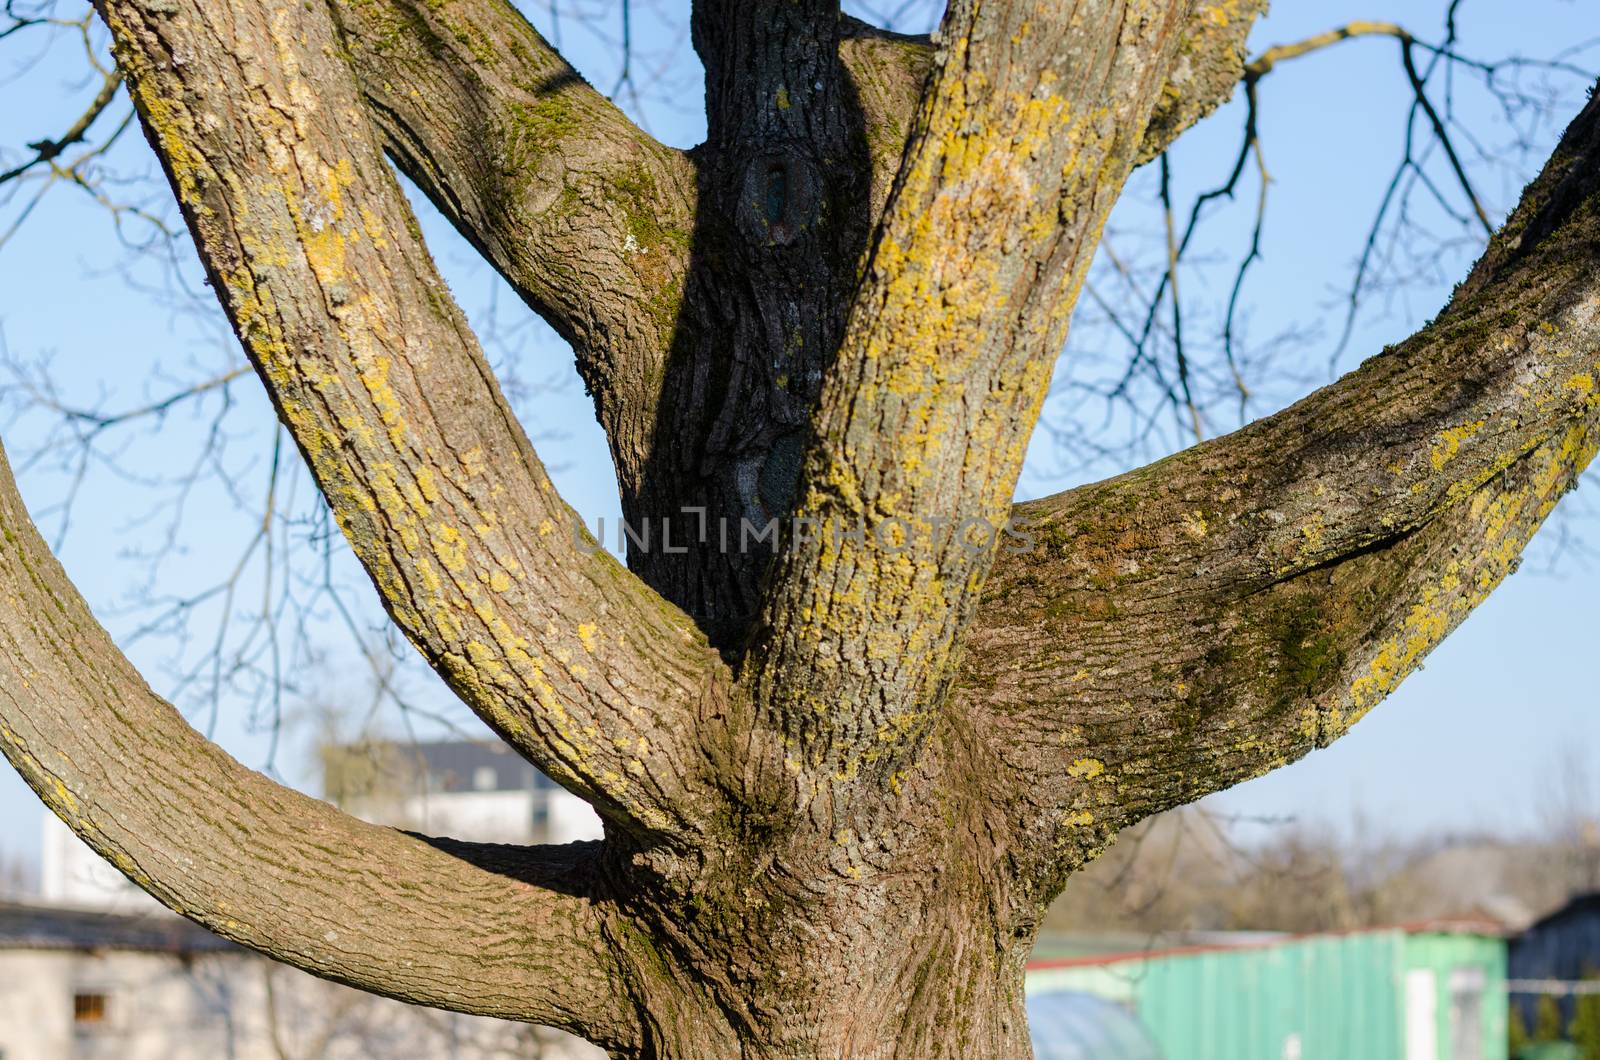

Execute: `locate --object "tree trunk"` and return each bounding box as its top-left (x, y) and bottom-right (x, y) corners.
top-left (4, 0), bottom-right (1600, 1056)
top-left (603, 837), bottom-right (1037, 1057)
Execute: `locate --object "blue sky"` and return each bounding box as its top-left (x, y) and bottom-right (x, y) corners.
top-left (1, 1), bottom-right (1597, 876)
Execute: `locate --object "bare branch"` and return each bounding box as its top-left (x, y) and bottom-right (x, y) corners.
top-left (1244, 20), bottom-right (1411, 80)
top-left (0, 66), bottom-right (119, 185)
top-left (1400, 35), bottom-right (1495, 235)
top-left (1042, 7), bottom-right (1596, 479)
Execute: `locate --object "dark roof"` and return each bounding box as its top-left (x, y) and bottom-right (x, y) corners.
top-left (0, 901), bottom-right (240, 955)
top-left (408, 740), bottom-right (556, 794)
top-left (1527, 892), bottom-right (1600, 929)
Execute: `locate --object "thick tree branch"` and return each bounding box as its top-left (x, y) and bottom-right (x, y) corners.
top-left (966, 83), bottom-right (1600, 883)
top-left (833, 2), bottom-right (1269, 178)
top-left (96, 0), bottom-right (730, 840)
top-left (328, 0), bottom-right (699, 468)
top-left (0, 442), bottom-right (638, 1047)
top-left (838, 17), bottom-right (934, 217)
top-left (746, 0), bottom-right (1193, 783)
top-left (607, 0), bottom-right (887, 647)
top-left (1138, 0), bottom-right (1269, 164)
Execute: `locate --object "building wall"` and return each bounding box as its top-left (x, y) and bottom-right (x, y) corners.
top-left (546, 789), bottom-right (605, 845)
top-left (0, 951), bottom-right (71, 1059)
top-left (0, 949), bottom-right (253, 1060)
top-left (397, 788), bottom-right (602, 846)
top-left (38, 817), bottom-right (160, 915)
top-left (1402, 932), bottom-right (1508, 1060)
top-left (0, 947), bottom-right (605, 1060)
top-left (1508, 894), bottom-right (1600, 1030)
top-left (404, 789), bottom-right (541, 844)
top-left (1025, 930), bottom-right (1507, 1060)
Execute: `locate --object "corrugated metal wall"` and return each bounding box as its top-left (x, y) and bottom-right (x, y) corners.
top-left (1405, 933), bottom-right (1509, 1060)
top-left (1027, 929), bottom-right (1507, 1060)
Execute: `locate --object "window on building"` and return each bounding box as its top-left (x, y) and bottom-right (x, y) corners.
top-left (1449, 966), bottom-right (1486, 1060)
top-left (72, 992), bottom-right (107, 1025)
top-left (473, 765), bottom-right (497, 792)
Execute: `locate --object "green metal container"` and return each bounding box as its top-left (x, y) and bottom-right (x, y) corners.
top-left (1026, 927), bottom-right (1507, 1060)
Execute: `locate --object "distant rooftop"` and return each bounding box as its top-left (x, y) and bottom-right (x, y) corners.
top-left (0, 900), bottom-right (237, 955)
top-left (404, 740), bottom-right (557, 795)
top-left (1029, 920), bottom-right (1505, 973)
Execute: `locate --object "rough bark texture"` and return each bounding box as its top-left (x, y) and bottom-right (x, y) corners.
top-left (91, 0), bottom-right (729, 844)
top-left (5, 0), bottom-right (1600, 1057)
top-left (327, 0), bottom-right (701, 528)
top-left (1139, 0), bottom-right (1269, 163)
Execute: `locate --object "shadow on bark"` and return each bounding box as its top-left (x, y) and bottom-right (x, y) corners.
top-left (629, 26), bottom-right (882, 656)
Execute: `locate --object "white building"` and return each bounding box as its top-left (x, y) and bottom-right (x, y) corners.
top-left (0, 900), bottom-right (602, 1059)
top-left (7, 740), bottom-right (609, 1059)
top-left (39, 817), bottom-right (163, 915)
top-left (339, 740), bottom-right (605, 847)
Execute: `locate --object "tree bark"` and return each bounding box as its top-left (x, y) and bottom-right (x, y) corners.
top-left (963, 85), bottom-right (1600, 896)
top-left (92, 0), bottom-right (732, 843)
top-left (327, 0), bottom-right (1271, 650)
top-left (4, 0), bottom-right (1599, 1056)
top-left (0, 444), bottom-right (640, 1049)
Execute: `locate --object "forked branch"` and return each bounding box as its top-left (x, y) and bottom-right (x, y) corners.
top-left (834, 2), bottom-right (1272, 173)
top-left (329, 0), bottom-right (700, 464)
top-left (747, 0), bottom-right (1194, 782)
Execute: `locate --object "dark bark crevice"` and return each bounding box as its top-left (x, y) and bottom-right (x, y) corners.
top-left (614, 0), bottom-right (877, 651)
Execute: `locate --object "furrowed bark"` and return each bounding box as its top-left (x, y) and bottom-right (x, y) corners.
top-left (747, 0), bottom-right (1193, 782)
top-left (583, 0), bottom-right (877, 647)
top-left (0, 442), bottom-right (639, 1050)
top-left (329, 0), bottom-right (699, 479)
top-left (1138, 0), bottom-right (1269, 163)
top-left (95, 0), bottom-right (728, 840)
top-left (964, 83), bottom-right (1600, 887)
top-left (327, 0), bottom-right (1265, 655)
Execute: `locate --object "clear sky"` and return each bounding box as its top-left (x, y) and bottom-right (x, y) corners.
top-left (1, 1), bottom-right (1597, 878)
